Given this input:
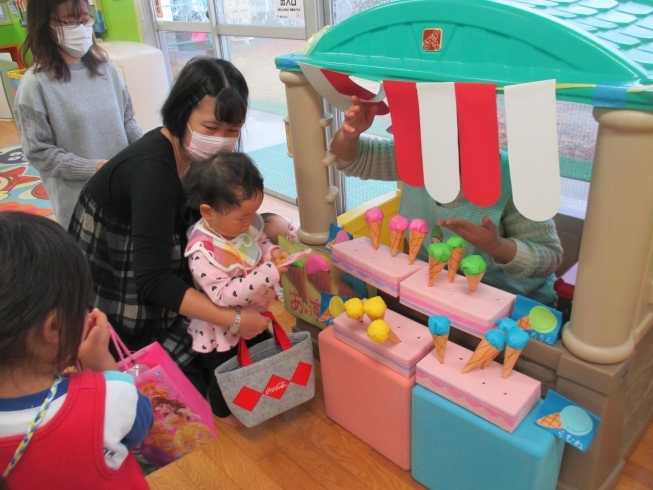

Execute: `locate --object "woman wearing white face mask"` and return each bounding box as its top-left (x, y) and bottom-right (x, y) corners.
top-left (14, 0), bottom-right (142, 229)
top-left (69, 58), bottom-right (271, 398)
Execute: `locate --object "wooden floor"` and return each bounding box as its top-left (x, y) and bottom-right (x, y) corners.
top-left (2, 120), bottom-right (653, 490)
top-left (145, 355), bottom-right (653, 490)
top-left (0, 120), bottom-right (20, 147)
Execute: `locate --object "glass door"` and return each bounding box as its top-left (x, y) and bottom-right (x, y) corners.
top-left (140, 0), bottom-right (400, 211)
top-left (142, 0), bottom-right (323, 204)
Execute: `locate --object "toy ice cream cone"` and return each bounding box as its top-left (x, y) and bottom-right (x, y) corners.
top-left (461, 255), bottom-right (487, 293)
top-left (285, 262), bottom-right (308, 302)
top-left (430, 223), bottom-right (444, 244)
top-left (467, 275), bottom-right (483, 292)
top-left (496, 318), bottom-right (518, 335)
top-left (427, 243), bottom-right (452, 287)
top-left (387, 329), bottom-right (401, 343)
top-left (480, 325), bottom-right (510, 368)
top-left (388, 215), bottom-right (409, 257)
top-left (305, 254), bottom-right (332, 294)
top-left (428, 315), bottom-right (451, 364)
top-left (367, 319), bottom-right (401, 344)
top-left (517, 315), bottom-right (533, 330)
top-left (408, 219), bottom-right (429, 264)
top-left (317, 310), bottom-right (334, 322)
top-left (428, 259), bottom-right (447, 287)
top-left (461, 330), bottom-right (506, 374)
top-left (344, 297), bottom-right (364, 321)
top-left (364, 207), bottom-right (384, 250)
top-left (481, 350), bottom-right (502, 369)
top-left (446, 235), bottom-right (466, 282)
top-left (363, 296), bottom-right (386, 321)
top-left (502, 328), bottom-right (530, 378)
top-left (327, 229), bottom-right (351, 249)
top-left (537, 412), bottom-right (563, 429)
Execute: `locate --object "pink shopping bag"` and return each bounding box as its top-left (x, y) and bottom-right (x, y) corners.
top-left (111, 328), bottom-right (216, 468)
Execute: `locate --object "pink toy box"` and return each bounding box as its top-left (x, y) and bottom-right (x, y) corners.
top-left (400, 266), bottom-right (516, 338)
top-left (331, 237), bottom-right (426, 296)
top-left (320, 326), bottom-right (427, 470)
top-left (415, 341), bottom-right (541, 433)
top-left (332, 308), bottom-right (434, 378)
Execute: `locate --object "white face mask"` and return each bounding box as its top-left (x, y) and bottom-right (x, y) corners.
top-left (186, 124), bottom-right (239, 160)
top-left (55, 24), bottom-right (94, 58)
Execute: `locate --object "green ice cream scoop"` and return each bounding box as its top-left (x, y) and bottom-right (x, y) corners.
top-left (446, 235), bottom-right (466, 250)
top-left (461, 255), bottom-right (486, 276)
top-left (428, 243), bottom-right (452, 262)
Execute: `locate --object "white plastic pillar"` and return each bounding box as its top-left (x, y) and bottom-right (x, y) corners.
top-left (279, 70), bottom-right (337, 245)
top-left (562, 108), bottom-right (653, 364)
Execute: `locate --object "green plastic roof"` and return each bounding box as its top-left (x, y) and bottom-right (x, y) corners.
top-left (275, 0), bottom-right (653, 109)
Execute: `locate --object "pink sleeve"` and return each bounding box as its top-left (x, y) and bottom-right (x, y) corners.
top-left (258, 230), bottom-right (280, 262)
top-left (190, 252), bottom-right (280, 307)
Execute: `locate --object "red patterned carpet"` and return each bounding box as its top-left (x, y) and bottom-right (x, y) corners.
top-left (0, 145), bottom-right (53, 217)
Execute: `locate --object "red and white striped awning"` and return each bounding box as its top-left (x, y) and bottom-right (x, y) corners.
top-left (300, 64), bottom-right (561, 221)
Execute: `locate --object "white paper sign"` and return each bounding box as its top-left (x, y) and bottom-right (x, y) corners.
top-left (417, 82), bottom-right (460, 204)
top-left (275, 0), bottom-right (304, 20)
top-left (504, 80), bottom-right (561, 221)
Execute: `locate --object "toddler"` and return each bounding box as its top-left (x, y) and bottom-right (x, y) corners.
top-left (183, 151), bottom-right (289, 426)
top-left (261, 212), bottom-right (298, 245)
top-left (0, 212), bottom-right (152, 489)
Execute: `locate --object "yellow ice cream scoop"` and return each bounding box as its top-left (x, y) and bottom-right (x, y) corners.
top-left (367, 320), bottom-right (401, 343)
top-left (344, 298), bottom-right (364, 321)
top-left (363, 296), bottom-right (387, 321)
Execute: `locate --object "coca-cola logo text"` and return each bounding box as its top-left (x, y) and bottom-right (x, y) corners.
top-left (265, 381), bottom-right (288, 395)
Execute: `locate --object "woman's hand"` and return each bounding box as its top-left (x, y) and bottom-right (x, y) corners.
top-left (341, 96), bottom-right (377, 140)
top-left (78, 309), bottom-right (119, 372)
top-left (438, 216), bottom-right (517, 265)
top-left (237, 306), bottom-right (271, 340)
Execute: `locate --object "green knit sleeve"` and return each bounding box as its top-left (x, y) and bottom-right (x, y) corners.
top-left (334, 136), bottom-right (400, 181)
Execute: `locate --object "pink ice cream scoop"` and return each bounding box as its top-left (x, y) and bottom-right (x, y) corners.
top-left (409, 218), bottom-right (429, 234)
top-left (389, 215), bottom-right (409, 232)
top-left (335, 229), bottom-right (350, 244)
top-left (305, 254), bottom-right (329, 274)
top-left (364, 207), bottom-right (384, 223)
top-left (305, 254), bottom-right (332, 294)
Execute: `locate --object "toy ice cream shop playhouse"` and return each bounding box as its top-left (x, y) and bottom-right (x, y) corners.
top-left (275, 0), bottom-right (653, 489)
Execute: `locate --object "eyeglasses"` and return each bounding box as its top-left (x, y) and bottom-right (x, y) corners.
top-left (51, 16), bottom-right (96, 27)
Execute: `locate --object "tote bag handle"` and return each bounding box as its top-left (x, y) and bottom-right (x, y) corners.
top-left (110, 325), bottom-right (135, 367)
top-left (237, 312), bottom-right (291, 367)
top-left (77, 323), bottom-right (136, 371)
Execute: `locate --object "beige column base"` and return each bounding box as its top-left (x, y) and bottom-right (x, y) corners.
top-left (297, 228), bottom-right (331, 246)
top-left (562, 108), bottom-right (653, 364)
top-left (562, 322), bottom-right (635, 364)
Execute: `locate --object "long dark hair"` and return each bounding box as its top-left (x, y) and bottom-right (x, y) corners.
top-left (0, 212), bottom-right (92, 373)
top-left (184, 151), bottom-right (264, 213)
top-left (161, 57), bottom-right (249, 141)
top-left (20, 0), bottom-right (107, 81)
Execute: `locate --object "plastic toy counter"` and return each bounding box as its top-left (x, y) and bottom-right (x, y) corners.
top-left (277, 1), bottom-right (653, 488)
